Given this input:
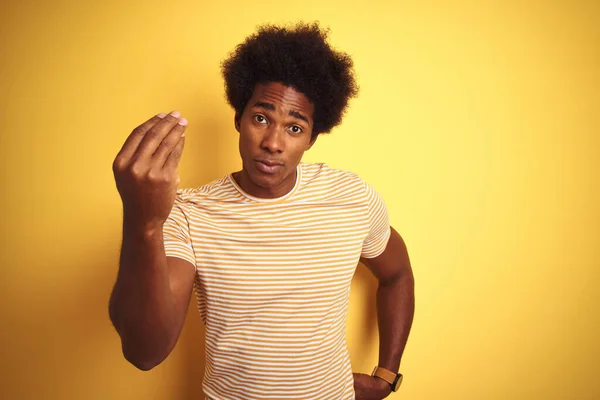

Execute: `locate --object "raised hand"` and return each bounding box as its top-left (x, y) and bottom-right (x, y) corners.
top-left (112, 111), bottom-right (188, 232)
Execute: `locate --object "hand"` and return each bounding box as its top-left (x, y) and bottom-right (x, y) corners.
top-left (353, 372), bottom-right (392, 400)
top-left (113, 111), bottom-right (188, 232)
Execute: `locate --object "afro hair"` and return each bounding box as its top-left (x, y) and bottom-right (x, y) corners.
top-left (221, 22), bottom-right (359, 141)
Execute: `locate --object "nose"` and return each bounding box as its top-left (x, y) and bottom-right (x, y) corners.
top-left (260, 125), bottom-right (284, 153)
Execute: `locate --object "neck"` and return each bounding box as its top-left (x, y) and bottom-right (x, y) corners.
top-left (233, 168), bottom-right (297, 199)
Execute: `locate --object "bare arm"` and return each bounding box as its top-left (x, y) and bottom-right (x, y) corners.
top-left (109, 111), bottom-right (196, 370)
top-left (363, 226), bottom-right (415, 373)
top-left (109, 226), bottom-right (195, 370)
top-left (354, 226), bottom-right (415, 399)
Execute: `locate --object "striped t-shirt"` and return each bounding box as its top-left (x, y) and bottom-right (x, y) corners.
top-left (163, 162), bottom-right (391, 400)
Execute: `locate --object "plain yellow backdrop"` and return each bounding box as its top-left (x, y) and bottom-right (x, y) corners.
top-left (1, 0), bottom-right (598, 399)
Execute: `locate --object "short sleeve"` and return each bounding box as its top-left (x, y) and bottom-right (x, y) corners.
top-left (361, 182), bottom-right (391, 259)
top-left (163, 197), bottom-right (196, 268)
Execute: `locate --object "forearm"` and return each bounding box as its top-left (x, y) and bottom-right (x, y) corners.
top-left (376, 272), bottom-right (415, 371)
top-left (109, 218), bottom-right (179, 369)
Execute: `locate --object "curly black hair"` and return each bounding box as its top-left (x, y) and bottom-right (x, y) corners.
top-left (221, 22), bottom-right (359, 141)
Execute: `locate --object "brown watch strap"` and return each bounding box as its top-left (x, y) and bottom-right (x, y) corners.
top-left (371, 366), bottom-right (397, 384)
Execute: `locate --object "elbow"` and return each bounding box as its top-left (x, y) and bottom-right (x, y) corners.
top-left (120, 331), bottom-right (176, 371)
top-left (128, 358), bottom-right (159, 372)
top-left (109, 310), bottom-right (162, 370)
top-left (122, 344), bottom-right (167, 371)
top-left (399, 271), bottom-right (415, 293)
top-left (381, 268), bottom-right (414, 288)
top-left (109, 293), bottom-right (179, 371)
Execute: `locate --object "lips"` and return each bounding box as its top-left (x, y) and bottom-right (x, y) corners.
top-left (254, 159), bottom-right (283, 174)
top-left (256, 159), bottom-right (283, 166)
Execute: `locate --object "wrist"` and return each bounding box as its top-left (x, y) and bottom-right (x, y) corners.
top-left (122, 214), bottom-right (164, 240)
top-left (371, 365), bottom-right (403, 393)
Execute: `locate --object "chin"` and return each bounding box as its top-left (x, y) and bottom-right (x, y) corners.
top-left (249, 170), bottom-right (283, 188)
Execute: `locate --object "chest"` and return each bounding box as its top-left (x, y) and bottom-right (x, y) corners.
top-left (189, 201), bottom-right (369, 296)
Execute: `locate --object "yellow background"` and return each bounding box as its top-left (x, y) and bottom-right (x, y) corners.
top-left (1, 0), bottom-right (598, 399)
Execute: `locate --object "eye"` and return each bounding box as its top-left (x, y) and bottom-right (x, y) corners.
top-left (253, 115), bottom-right (267, 124)
top-left (289, 125), bottom-right (303, 134)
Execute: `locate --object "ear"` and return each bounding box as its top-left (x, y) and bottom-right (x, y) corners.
top-left (234, 112), bottom-right (241, 133)
top-left (307, 134), bottom-right (317, 150)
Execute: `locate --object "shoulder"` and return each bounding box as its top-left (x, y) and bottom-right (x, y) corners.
top-left (301, 162), bottom-right (364, 185)
top-left (299, 162), bottom-right (369, 199)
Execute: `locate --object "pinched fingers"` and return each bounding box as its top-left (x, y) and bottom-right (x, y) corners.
top-left (113, 113), bottom-right (166, 170)
top-left (133, 111), bottom-right (185, 162)
top-left (113, 111), bottom-right (188, 186)
top-left (153, 117), bottom-right (188, 167)
top-left (164, 135), bottom-right (186, 172)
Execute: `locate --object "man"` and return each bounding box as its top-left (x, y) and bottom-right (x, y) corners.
top-left (110, 23), bottom-right (414, 400)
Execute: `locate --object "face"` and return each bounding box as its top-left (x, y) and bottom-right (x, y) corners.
top-left (234, 81), bottom-right (316, 199)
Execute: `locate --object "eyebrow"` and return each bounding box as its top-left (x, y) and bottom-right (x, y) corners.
top-left (252, 102), bottom-right (310, 125)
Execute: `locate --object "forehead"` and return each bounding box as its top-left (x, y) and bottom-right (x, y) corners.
top-left (250, 82), bottom-right (314, 118)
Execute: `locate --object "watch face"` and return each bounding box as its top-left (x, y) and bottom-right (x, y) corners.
top-left (393, 374), bottom-right (403, 391)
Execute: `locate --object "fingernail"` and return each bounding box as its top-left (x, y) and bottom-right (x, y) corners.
top-left (157, 112), bottom-right (167, 118)
top-left (170, 110), bottom-right (181, 118)
top-left (178, 117), bottom-right (188, 126)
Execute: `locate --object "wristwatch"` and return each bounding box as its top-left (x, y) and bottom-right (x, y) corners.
top-left (371, 366), bottom-right (403, 392)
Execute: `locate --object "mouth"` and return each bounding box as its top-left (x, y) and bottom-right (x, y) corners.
top-left (254, 159), bottom-right (283, 174)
